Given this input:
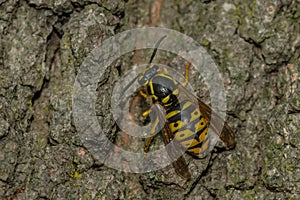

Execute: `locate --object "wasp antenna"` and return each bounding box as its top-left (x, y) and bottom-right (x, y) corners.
top-left (149, 35), bottom-right (167, 64)
top-left (118, 75), bottom-right (139, 106)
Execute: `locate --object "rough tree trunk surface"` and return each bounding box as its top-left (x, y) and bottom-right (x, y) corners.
top-left (0, 0), bottom-right (299, 199)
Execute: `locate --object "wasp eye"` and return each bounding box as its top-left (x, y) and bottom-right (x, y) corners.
top-left (138, 65), bottom-right (159, 85)
top-left (138, 76), bottom-right (147, 85)
top-left (153, 65), bottom-right (159, 70)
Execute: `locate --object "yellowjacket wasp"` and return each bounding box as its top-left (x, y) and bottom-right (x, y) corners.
top-left (119, 35), bottom-right (235, 179)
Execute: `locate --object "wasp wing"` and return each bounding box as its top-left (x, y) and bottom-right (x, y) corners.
top-left (148, 104), bottom-right (191, 179)
top-left (178, 84), bottom-right (235, 149)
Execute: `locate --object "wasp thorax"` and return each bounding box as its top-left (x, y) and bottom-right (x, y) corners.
top-left (138, 65), bottom-right (159, 86)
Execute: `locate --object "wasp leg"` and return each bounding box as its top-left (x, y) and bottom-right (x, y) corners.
top-left (144, 112), bottom-right (161, 153)
top-left (182, 62), bottom-right (191, 87)
top-left (138, 89), bottom-right (151, 117)
top-left (143, 104), bottom-right (166, 153)
top-left (139, 90), bottom-right (151, 116)
top-left (139, 89), bottom-right (148, 99)
top-left (142, 109), bottom-right (150, 117)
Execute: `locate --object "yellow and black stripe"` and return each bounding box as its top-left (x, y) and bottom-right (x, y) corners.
top-left (166, 99), bottom-right (209, 157)
top-left (123, 35), bottom-right (235, 178)
top-left (139, 69), bottom-right (210, 158)
top-left (147, 73), bottom-right (180, 108)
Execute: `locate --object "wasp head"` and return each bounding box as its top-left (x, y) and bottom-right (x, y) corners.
top-left (138, 65), bottom-right (160, 86)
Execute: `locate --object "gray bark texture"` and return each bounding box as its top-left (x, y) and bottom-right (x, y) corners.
top-left (0, 0), bottom-right (299, 199)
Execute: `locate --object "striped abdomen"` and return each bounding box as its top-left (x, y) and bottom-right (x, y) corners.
top-left (146, 73), bottom-right (209, 157)
top-left (166, 99), bottom-right (209, 157)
